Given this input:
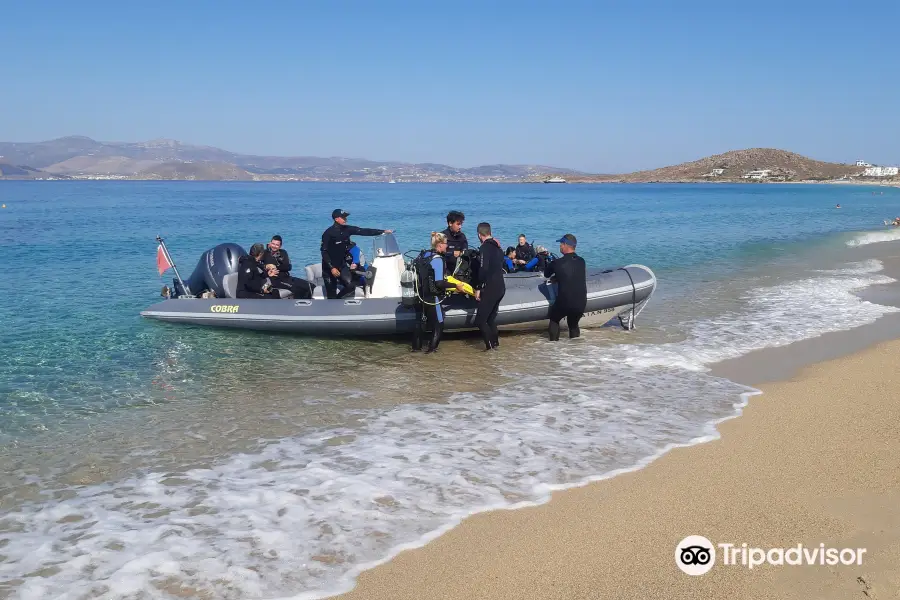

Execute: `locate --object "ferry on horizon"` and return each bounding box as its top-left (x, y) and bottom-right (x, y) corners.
top-left (543, 176), bottom-right (567, 183)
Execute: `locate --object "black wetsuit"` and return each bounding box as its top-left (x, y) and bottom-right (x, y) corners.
top-left (236, 255), bottom-right (278, 299)
top-left (543, 252), bottom-right (587, 340)
top-left (514, 242), bottom-right (535, 267)
top-left (321, 223), bottom-right (385, 298)
top-left (412, 252), bottom-right (454, 353)
top-left (262, 247), bottom-right (314, 299)
top-left (474, 238), bottom-right (506, 349)
top-left (441, 227), bottom-right (468, 275)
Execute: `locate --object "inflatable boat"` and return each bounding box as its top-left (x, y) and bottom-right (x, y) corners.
top-left (141, 234), bottom-right (656, 336)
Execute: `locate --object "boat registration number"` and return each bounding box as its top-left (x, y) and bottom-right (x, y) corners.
top-left (210, 305), bottom-right (240, 313)
top-left (583, 307), bottom-right (616, 317)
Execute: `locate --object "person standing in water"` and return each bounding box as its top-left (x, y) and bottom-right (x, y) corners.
top-left (473, 222), bottom-right (505, 351)
top-left (543, 233), bottom-right (587, 341)
top-left (441, 210), bottom-right (468, 274)
top-left (412, 232), bottom-right (466, 353)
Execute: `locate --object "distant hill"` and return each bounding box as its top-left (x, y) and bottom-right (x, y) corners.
top-left (0, 162), bottom-right (66, 180)
top-left (562, 148), bottom-right (864, 183)
top-left (135, 161), bottom-right (255, 181)
top-left (42, 155), bottom-right (164, 175)
top-left (0, 136), bottom-right (583, 182)
top-left (0, 138), bottom-right (878, 183)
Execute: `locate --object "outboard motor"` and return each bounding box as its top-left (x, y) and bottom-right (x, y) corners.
top-left (183, 243), bottom-right (247, 298)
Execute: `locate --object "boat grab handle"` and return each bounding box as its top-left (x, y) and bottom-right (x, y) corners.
top-left (344, 299), bottom-right (362, 305)
top-left (294, 300), bottom-right (312, 307)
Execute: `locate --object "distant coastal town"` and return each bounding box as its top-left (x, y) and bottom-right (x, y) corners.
top-left (0, 136), bottom-right (897, 186)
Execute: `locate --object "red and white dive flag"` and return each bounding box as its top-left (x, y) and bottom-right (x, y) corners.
top-left (157, 244), bottom-right (173, 275)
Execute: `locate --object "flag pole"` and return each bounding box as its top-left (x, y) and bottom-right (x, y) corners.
top-left (157, 235), bottom-right (191, 296)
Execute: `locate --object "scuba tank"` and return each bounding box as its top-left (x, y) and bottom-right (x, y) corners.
top-left (401, 266), bottom-right (417, 307)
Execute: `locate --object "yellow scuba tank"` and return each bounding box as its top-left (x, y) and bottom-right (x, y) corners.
top-left (446, 275), bottom-right (475, 296)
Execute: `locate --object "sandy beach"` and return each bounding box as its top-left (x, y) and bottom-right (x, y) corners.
top-left (339, 340), bottom-right (900, 600)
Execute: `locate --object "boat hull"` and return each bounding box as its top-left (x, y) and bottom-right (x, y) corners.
top-left (141, 266), bottom-right (656, 336)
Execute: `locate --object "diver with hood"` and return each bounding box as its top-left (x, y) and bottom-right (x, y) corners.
top-left (473, 222), bottom-right (506, 350)
top-left (412, 232), bottom-right (466, 353)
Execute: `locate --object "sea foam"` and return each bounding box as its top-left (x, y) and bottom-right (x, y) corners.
top-left (846, 227), bottom-right (900, 247)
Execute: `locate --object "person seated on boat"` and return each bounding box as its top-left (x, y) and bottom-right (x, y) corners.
top-left (441, 210), bottom-right (468, 275)
top-left (346, 241), bottom-right (368, 287)
top-left (412, 232), bottom-right (467, 353)
top-left (514, 234), bottom-right (536, 270)
top-left (544, 234), bottom-right (587, 341)
top-left (532, 245), bottom-right (553, 272)
top-left (503, 246), bottom-right (518, 273)
top-left (237, 243), bottom-right (280, 299)
top-left (321, 209), bottom-right (392, 299)
top-left (263, 235), bottom-right (315, 299)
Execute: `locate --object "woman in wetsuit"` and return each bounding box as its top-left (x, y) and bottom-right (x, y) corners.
top-left (412, 232), bottom-right (466, 353)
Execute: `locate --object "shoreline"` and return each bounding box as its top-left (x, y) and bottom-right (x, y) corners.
top-left (336, 338), bottom-right (900, 600)
top-left (330, 269), bottom-right (900, 600)
top-left (2, 178), bottom-right (899, 186)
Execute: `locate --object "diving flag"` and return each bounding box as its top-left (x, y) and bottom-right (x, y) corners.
top-left (157, 244), bottom-right (173, 275)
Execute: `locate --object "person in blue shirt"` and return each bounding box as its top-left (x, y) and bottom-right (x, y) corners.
top-left (412, 232), bottom-right (466, 353)
top-left (347, 242), bottom-right (368, 287)
top-left (503, 246), bottom-right (518, 273)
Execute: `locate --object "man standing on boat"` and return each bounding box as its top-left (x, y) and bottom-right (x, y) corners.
top-left (321, 209), bottom-right (392, 299)
top-left (543, 233), bottom-right (587, 340)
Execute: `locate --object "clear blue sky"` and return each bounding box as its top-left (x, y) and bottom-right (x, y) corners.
top-left (1, 0), bottom-right (897, 172)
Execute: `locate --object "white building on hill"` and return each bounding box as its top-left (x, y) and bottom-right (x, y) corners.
top-left (856, 160), bottom-right (873, 167)
top-left (742, 169), bottom-right (772, 180)
top-left (864, 166), bottom-right (899, 177)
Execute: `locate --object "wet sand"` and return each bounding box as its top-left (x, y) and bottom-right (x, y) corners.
top-left (338, 338), bottom-right (900, 599)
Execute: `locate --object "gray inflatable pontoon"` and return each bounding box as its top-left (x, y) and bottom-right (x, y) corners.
top-left (141, 234), bottom-right (656, 336)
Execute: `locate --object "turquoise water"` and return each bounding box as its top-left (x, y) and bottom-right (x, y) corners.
top-left (1, 181), bottom-right (899, 599)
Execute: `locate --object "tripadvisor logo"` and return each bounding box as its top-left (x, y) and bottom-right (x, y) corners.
top-left (676, 536), bottom-right (715, 576)
top-left (675, 536), bottom-right (866, 575)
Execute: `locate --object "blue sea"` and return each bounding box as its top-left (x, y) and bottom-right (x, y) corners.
top-left (1, 182), bottom-right (900, 599)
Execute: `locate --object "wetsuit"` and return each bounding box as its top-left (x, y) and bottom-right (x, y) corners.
top-left (514, 243), bottom-right (535, 269)
top-left (236, 255), bottom-right (279, 299)
top-left (474, 238), bottom-right (506, 350)
top-left (441, 227), bottom-right (468, 275)
top-left (412, 251), bottom-right (454, 353)
top-left (262, 247), bottom-right (314, 299)
top-left (543, 252), bottom-right (587, 340)
top-left (321, 223), bottom-right (386, 299)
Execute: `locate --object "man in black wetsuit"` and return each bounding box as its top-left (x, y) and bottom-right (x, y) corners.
top-left (441, 210), bottom-right (468, 275)
top-left (262, 235), bottom-right (314, 299)
top-left (237, 243), bottom-right (280, 299)
top-left (321, 209), bottom-right (392, 299)
top-left (473, 222), bottom-right (505, 351)
top-left (543, 233), bottom-right (587, 340)
top-left (514, 234), bottom-right (535, 269)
